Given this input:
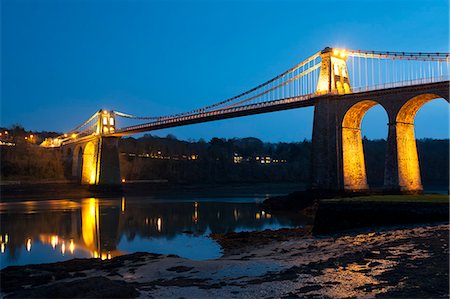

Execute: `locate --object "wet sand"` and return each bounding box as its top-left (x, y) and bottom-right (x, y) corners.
top-left (1, 223), bottom-right (448, 298)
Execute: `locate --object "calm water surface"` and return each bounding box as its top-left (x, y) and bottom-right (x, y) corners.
top-left (0, 196), bottom-right (306, 269)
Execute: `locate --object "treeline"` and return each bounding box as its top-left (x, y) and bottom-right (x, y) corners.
top-left (120, 135), bottom-right (449, 187)
top-left (120, 135), bottom-right (311, 183)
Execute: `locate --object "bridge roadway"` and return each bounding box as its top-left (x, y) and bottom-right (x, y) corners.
top-left (111, 81), bottom-right (449, 136)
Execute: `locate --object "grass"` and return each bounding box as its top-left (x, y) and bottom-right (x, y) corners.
top-left (323, 194), bottom-right (449, 203)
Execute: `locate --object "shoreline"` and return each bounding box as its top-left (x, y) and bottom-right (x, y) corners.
top-left (1, 180), bottom-right (447, 202)
top-left (0, 181), bottom-right (307, 201)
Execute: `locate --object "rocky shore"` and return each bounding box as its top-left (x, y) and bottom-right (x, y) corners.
top-left (1, 223), bottom-right (448, 298)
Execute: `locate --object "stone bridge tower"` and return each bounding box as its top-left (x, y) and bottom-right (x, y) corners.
top-left (62, 110), bottom-right (121, 186)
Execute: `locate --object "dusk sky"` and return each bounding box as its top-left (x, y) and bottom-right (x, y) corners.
top-left (1, 0), bottom-right (449, 142)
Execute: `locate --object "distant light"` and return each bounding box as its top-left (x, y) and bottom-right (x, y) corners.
top-left (51, 235), bottom-right (58, 249)
top-left (4, 131), bottom-right (8, 135)
top-left (69, 239), bottom-right (75, 254)
top-left (24, 137), bottom-right (28, 140)
top-left (71, 133), bottom-right (77, 138)
top-left (157, 217), bottom-right (162, 232)
top-left (61, 241), bottom-right (66, 255)
top-left (64, 134), bottom-right (68, 137)
top-left (121, 178), bottom-right (126, 183)
top-left (26, 238), bottom-right (32, 252)
top-left (5, 234), bottom-right (8, 244)
top-left (30, 135), bottom-right (33, 138)
top-left (1, 243), bottom-right (4, 253)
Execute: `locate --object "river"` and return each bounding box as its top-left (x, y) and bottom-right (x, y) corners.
top-left (0, 195), bottom-right (307, 269)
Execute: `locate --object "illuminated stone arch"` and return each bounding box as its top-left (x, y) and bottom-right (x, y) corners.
top-left (81, 142), bottom-right (97, 185)
top-left (393, 93), bottom-right (449, 191)
top-left (342, 100), bottom-right (388, 191)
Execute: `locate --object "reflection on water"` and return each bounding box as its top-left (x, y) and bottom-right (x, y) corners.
top-left (0, 196), bottom-right (306, 268)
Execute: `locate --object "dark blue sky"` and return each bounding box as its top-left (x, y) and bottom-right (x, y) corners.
top-left (1, 0), bottom-right (448, 141)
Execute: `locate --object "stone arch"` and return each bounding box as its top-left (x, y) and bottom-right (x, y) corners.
top-left (396, 94), bottom-right (448, 124)
top-left (81, 142), bottom-right (97, 184)
top-left (72, 146), bottom-right (83, 179)
top-left (392, 93), bottom-right (449, 191)
top-left (342, 100), bottom-right (388, 191)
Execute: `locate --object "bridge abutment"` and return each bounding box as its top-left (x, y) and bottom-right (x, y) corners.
top-left (97, 137), bottom-right (121, 186)
top-left (311, 98), bottom-right (343, 191)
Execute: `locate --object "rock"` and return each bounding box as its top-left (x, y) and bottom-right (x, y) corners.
top-left (5, 276), bottom-right (139, 298)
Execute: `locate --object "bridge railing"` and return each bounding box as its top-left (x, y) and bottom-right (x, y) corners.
top-left (351, 75), bottom-right (450, 93)
top-left (347, 50), bottom-right (449, 93)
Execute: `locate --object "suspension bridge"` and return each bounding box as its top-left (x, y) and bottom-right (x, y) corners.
top-left (41, 47), bottom-right (450, 192)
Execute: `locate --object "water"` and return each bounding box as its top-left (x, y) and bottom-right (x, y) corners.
top-left (0, 196), bottom-right (306, 269)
